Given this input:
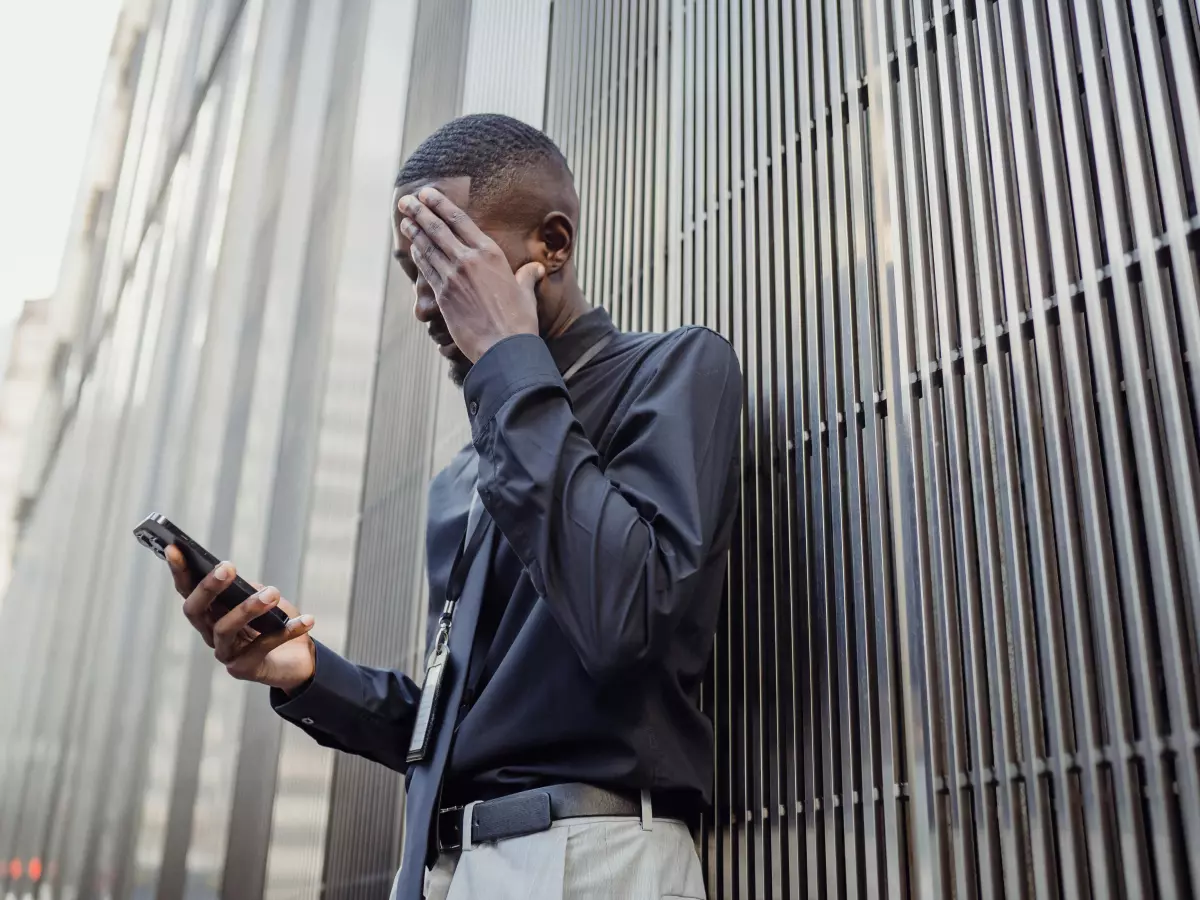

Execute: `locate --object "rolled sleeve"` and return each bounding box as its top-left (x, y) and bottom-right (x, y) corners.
top-left (462, 334), bottom-right (566, 442)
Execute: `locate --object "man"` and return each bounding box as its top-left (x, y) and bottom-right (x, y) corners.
top-left (166, 114), bottom-right (742, 899)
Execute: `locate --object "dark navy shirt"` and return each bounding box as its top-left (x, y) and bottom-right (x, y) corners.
top-left (272, 306), bottom-right (742, 824)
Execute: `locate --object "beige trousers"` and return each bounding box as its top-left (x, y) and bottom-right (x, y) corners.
top-left (409, 807), bottom-right (706, 900)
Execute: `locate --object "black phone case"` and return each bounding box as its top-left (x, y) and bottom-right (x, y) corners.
top-left (133, 513), bottom-right (288, 634)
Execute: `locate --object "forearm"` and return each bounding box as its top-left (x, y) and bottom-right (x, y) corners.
top-left (464, 329), bottom-right (742, 682)
top-left (483, 396), bottom-right (705, 678)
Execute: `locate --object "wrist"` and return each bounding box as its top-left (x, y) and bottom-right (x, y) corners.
top-left (274, 638), bottom-right (316, 695)
top-left (472, 327), bottom-right (536, 362)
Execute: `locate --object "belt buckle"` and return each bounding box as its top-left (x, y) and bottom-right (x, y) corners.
top-left (437, 805), bottom-right (464, 851)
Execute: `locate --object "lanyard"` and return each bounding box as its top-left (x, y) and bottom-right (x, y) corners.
top-left (406, 332), bottom-right (612, 762)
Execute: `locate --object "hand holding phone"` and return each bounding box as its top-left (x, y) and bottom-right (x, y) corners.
top-left (135, 514), bottom-right (316, 691)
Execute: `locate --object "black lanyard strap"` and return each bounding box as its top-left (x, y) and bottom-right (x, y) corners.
top-left (436, 492), bottom-right (487, 628)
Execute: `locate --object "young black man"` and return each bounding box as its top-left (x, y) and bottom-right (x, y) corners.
top-left (166, 114), bottom-right (742, 900)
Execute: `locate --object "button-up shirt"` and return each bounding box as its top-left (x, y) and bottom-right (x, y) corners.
top-left (272, 306), bottom-right (742, 852)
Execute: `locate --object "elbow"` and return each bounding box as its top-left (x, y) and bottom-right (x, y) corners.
top-left (574, 623), bottom-right (660, 686)
top-left (569, 560), bottom-right (687, 685)
top-left (577, 643), bottom-right (650, 686)
top-left (550, 534), bottom-right (693, 685)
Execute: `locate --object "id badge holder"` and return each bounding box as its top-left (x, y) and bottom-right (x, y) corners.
top-left (406, 488), bottom-right (487, 764)
top-left (406, 625), bottom-right (452, 764)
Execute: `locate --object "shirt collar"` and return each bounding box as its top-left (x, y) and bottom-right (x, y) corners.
top-left (545, 306), bottom-right (619, 376)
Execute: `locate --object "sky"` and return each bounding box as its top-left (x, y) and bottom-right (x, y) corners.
top-left (0, 0), bottom-right (124, 329)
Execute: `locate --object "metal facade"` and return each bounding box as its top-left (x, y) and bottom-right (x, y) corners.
top-left (542, 0), bottom-right (1200, 897)
top-left (1, 1), bottom-right (1199, 899)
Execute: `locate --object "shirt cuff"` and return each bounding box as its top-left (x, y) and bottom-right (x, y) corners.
top-left (270, 640), bottom-right (364, 734)
top-left (462, 333), bottom-right (566, 441)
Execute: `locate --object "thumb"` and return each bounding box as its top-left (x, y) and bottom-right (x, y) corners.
top-left (244, 615), bottom-right (315, 680)
top-left (515, 261), bottom-right (546, 293)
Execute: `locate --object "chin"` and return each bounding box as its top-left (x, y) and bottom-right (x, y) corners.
top-left (448, 355), bottom-right (472, 387)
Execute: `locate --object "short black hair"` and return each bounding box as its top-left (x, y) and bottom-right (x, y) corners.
top-left (394, 114), bottom-right (572, 209)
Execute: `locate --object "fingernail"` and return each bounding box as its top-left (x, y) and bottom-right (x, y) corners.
top-left (262, 589), bottom-right (278, 606)
top-left (400, 194), bottom-right (417, 212)
top-left (418, 188), bottom-right (433, 202)
top-left (213, 564), bottom-right (231, 581)
top-left (400, 219), bottom-right (413, 235)
top-left (299, 614), bottom-right (314, 627)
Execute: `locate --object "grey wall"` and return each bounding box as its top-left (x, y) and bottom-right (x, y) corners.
top-left (546, 0), bottom-right (1200, 897)
top-left (1, 1), bottom-right (1199, 900)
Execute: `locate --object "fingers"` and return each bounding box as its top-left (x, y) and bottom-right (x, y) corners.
top-left (397, 190), bottom-right (481, 257)
top-left (401, 219), bottom-right (451, 284)
top-left (252, 613), bottom-right (314, 657)
top-left (166, 545), bottom-right (196, 598)
top-left (514, 261), bottom-right (546, 293)
top-left (181, 561), bottom-right (237, 646)
top-left (224, 614), bottom-right (316, 681)
top-left (212, 586), bottom-right (280, 663)
top-left (397, 193), bottom-right (462, 257)
top-left (412, 187), bottom-right (489, 248)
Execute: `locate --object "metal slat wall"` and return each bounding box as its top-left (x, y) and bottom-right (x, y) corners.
top-left (542, 0), bottom-right (1200, 897)
top-left (261, 4), bottom-right (417, 899)
top-left (319, 3), bottom-right (472, 897)
top-left (0, 1), bottom-right (1197, 899)
top-left (460, 0), bottom-right (553, 127)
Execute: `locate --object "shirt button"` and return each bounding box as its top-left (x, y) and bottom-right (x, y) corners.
top-left (468, 400), bottom-right (479, 417)
top-left (301, 717), bottom-right (314, 725)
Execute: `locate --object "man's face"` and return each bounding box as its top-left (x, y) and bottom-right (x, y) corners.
top-left (392, 176), bottom-right (529, 386)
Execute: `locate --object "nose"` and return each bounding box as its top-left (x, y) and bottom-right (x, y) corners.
top-left (412, 279), bottom-right (438, 323)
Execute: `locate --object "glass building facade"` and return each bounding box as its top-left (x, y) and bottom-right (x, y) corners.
top-left (2, 1), bottom-right (1200, 899)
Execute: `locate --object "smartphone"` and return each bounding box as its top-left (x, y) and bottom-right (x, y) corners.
top-left (133, 513), bottom-right (288, 634)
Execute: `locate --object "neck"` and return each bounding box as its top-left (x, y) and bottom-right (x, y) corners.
top-left (542, 279), bottom-right (590, 340)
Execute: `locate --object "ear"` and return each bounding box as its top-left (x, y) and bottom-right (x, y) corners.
top-left (534, 211), bottom-right (575, 274)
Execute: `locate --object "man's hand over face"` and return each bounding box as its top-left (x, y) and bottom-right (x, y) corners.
top-left (397, 186), bottom-right (544, 362)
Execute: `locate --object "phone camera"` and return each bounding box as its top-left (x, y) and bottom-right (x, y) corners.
top-left (137, 531), bottom-right (167, 559)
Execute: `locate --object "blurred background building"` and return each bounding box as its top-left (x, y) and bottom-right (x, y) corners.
top-left (0, 296), bottom-right (54, 598)
top-left (2, 1), bottom-right (1200, 899)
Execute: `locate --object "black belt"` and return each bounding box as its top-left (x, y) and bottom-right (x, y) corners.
top-left (436, 783), bottom-right (693, 851)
